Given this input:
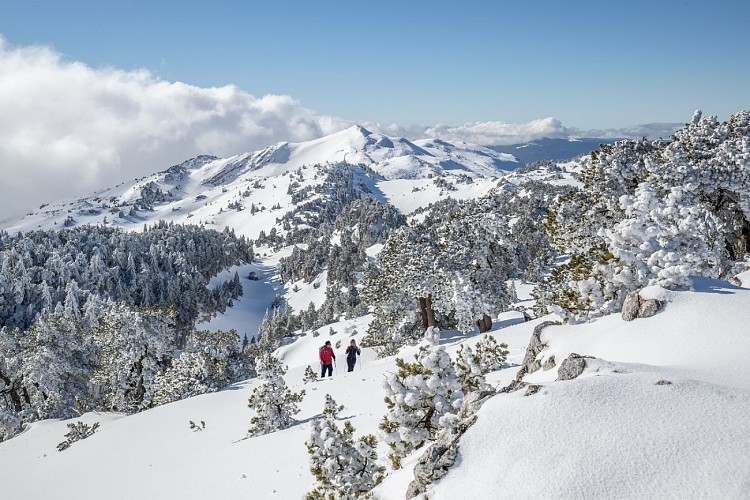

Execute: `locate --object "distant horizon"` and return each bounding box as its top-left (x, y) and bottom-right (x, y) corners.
top-left (2, 0), bottom-right (748, 218)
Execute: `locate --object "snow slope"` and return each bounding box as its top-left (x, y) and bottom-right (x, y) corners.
top-left (1, 278), bottom-right (749, 499)
top-left (396, 278), bottom-right (750, 499)
top-left (3, 126), bottom-right (518, 236)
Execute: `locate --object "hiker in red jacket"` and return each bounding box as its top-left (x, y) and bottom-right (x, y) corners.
top-left (319, 340), bottom-right (336, 377)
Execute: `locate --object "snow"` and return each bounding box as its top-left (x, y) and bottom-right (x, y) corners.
top-left (2, 126), bottom-right (749, 499)
top-left (285, 270), bottom-right (328, 312)
top-left (416, 277), bottom-right (750, 499)
top-left (196, 262), bottom-right (282, 342)
top-left (432, 366), bottom-right (750, 499)
top-left (1, 277), bottom-right (749, 498)
top-left (3, 126), bottom-right (517, 236)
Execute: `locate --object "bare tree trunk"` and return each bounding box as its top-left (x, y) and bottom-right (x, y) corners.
top-left (424, 295), bottom-right (437, 328)
top-left (482, 314), bottom-right (492, 332)
top-left (476, 314), bottom-right (492, 333)
top-left (419, 297), bottom-right (429, 330)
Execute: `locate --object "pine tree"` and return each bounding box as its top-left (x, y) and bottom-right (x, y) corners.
top-left (303, 365), bottom-right (318, 384)
top-left (307, 395), bottom-right (384, 499)
top-left (247, 354), bottom-right (305, 436)
top-left (379, 331), bottom-right (463, 468)
top-left (454, 335), bottom-right (508, 392)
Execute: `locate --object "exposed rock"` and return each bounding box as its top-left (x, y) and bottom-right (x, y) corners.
top-left (520, 321), bottom-right (559, 375)
top-left (542, 355), bottom-right (556, 371)
top-left (655, 379), bottom-right (673, 386)
top-left (621, 292), bottom-right (641, 321)
top-left (500, 321), bottom-right (560, 393)
top-left (622, 291), bottom-right (662, 321)
top-left (729, 276), bottom-right (743, 287)
top-left (556, 353), bottom-right (587, 381)
top-left (406, 415), bottom-right (478, 498)
top-left (498, 379), bottom-right (526, 394)
top-left (638, 298), bottom-right (661, 318)
top-left (524, 384), bottom-right (542, 396)
top-left (458, 389), bottom-right (496, 420)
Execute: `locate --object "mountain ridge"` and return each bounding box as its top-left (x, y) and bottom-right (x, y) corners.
top-left (3, 126), bottom-right (519, 236)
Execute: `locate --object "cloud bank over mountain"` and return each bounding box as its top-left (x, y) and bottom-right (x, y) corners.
top-left (0, 39), bottom-right (679, 218)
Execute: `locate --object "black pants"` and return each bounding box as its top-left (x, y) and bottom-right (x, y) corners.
top-left (347, 358), bottom-right (356, 372)
top-left (321, 363), bottom-right (333, 377)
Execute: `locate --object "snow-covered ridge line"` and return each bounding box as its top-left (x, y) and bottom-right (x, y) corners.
top-left (3, 126), bottom-right (519, 236)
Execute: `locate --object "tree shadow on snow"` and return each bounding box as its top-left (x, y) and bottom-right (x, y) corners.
top-left (690, 276), bottom-right (745, 295)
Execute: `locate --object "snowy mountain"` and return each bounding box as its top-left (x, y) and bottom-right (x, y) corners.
top-left (4, 126), bottom-right (518, 236)
top-left (2, 111), bottom-right (750, 499)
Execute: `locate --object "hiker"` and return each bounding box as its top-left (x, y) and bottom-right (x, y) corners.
top-left (345, 339), bottom-right (361, 372)
top-left (319, 340), bottom-right (336, 377)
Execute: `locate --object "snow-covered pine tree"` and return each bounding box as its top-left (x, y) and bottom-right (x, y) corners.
top-left (454, 344), bottom-right (490, 392)
top-left (307, 395), bottom-right (384, 499)
top-left (303, 365), bottom-right (318, 384)
top-left (473, 334), bottom-right (509, 372)
top-left (436, 203), bottom-right (517, 333)
top-left (247, 354), bottom-right (305, 436)
top-left (151, 352), bottom-right (213, 406)
top-left (600, 183), bottom-right (723, 291)
top-left (89, 303), bottom-right (177, 412)
top-left (454, 334), bottom-right (509, 392)
top-left (379, 329), bottom-right (463, 468)
top-left (18, 314), bottom-right (95, 420)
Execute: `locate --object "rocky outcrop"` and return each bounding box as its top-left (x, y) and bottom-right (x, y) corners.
top-left (556, 353), bottom-right (587, 381)
top-left (622, 292), bottom-right (662, 321)
top-left (500, 321), bottom-right (560, 393)
top-left (406, 390), bottom-right (495, 499)
top-left (524, 384), bottom-right (542, 396)
top-left (542, 355), bottom-right (556, 371)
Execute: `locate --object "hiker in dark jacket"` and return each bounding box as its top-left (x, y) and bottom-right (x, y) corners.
top-left (319, 340), bottom-right (336, 377)
top-left (345, 339), bottom-right (361, 372)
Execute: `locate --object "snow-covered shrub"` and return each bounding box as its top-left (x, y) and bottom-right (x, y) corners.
top-left (56, 421), bottom-right (100, 451)
top-left (454, 335), bottom-right (508, 392)
top-left (152, 329), bottom-right (252, 406)
top-left (247, 354), bottom-right (305, 436)
top-left (454, 345), bottom-right (490, 392)
top-left (151, 352), bottom-right (213, 406)
top-left (538, 111), bottom-right (750, 321)
top-left (303, 365), bottom-right (318, 384)
top-left (379, 341), bottom-right (463, 469)
top-left (307, 395), bottom-right (384, 499)
top-left (600, 184), bottom-right (723, 290)
top-left (90, 304), bottom-right (176, 412)
top-left (473, 334), bottom-right (509, 373)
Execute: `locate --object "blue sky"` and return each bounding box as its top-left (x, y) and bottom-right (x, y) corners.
top-left (3, 0), bottom-right (748, 129)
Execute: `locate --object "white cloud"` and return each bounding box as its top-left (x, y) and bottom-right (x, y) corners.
top-left (573, 123), bottom-right (682, 140)
top-left (0, 39), bottom-right (350, 219)
top-left (420, 118), bottom-right (569, 145)
top-left (0, 39), bottom-right (682, 220)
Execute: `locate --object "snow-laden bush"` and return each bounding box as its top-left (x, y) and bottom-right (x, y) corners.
top-left (379, 336), bottom-right (463, 469)
top-left (600, 184), bottom-right (723, 290)
top-left (474, 334), bottom-right (509, 372)
top-left (247, 354), bottom-right (305, 436)
top-left (152, 329), bottom-right (253, 406)
top-left (454, 334), bottom-right (508, 392)
top-left (56, 421), bottom-right (100, 451)
top-left (306, 395), bottom-right (384, 499)
top-left (303, 365), bottom-right (318, 384)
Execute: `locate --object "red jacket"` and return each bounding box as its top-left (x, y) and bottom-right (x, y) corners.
top-left (319, 345), bottom-right (336, 364)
